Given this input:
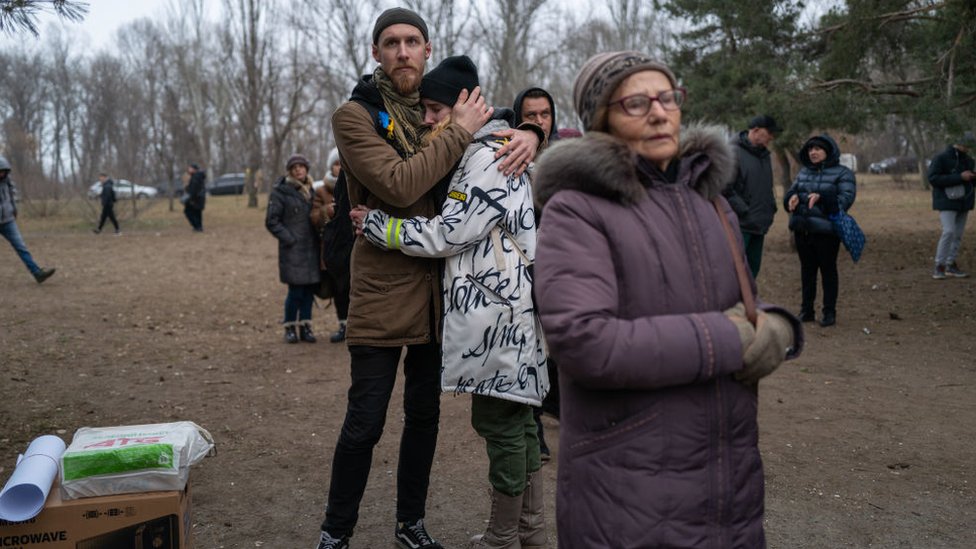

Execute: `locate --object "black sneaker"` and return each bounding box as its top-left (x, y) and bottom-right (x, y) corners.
top-left (33, 268), bottom-right (56, 284)
top-left (314, 531), bottom-right (349, 549)
top-left (799, 310), bottom-right (815, 322)
top-left (330, 325), bottom-right (346, 343)
top-left (394, 519), bottom-right (442, 549)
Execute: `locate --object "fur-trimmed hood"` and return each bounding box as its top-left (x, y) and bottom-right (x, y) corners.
top-left (534, 123), bottom-right (734, 207)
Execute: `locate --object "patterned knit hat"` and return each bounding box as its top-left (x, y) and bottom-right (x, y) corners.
top-left (573, 51), bottom-right (678, 132)
top-left (286, 154), bottom-right (310, 171)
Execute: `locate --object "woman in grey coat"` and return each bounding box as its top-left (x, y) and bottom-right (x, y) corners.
top-left (533, 52), bottom-right (803, 548)
top-left (266, 154), bottom-right (321, 343)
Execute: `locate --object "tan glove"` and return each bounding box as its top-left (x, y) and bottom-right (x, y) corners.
top-left (736, 311), bottom-right (794, 384)
top-left (723, 302), bottom-right (756, 355)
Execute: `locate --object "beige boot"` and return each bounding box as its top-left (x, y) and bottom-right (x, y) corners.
top-left (470, 488), bottom-right (523, 548)
top-left (518, 470), bottom-right (547, 548)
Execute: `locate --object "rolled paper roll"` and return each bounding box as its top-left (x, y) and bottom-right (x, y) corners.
top-left (0, 435), bottom-right (66, 522)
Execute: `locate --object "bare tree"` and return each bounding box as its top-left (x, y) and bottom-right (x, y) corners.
top-left (472, 0), bottom-right (559, 105)
top-left (223, 0), bottom-right (273, 208)
top-left (403, 0), bottom-right (472, 62)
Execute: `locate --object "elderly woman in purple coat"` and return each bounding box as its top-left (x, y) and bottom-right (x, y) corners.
top-left (533, 52), bottom-right (804, 548)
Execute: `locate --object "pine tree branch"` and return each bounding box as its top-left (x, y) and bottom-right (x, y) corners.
top-left (0, 0), bottom-right (89, 37)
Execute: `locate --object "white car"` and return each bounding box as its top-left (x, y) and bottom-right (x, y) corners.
top-left (88, 179), bottom-right (159, 199)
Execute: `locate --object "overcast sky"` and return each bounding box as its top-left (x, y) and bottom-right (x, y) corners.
top-left (1, 0), bottom-right (202, 52)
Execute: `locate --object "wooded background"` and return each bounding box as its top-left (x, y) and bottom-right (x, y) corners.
top-left (1, 0), bottom-right (974, 209)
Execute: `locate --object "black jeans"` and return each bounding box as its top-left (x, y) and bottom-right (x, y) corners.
top-left (184, 206), bottom-right (203, 231)
top-left (794, 230), bottom-right (841, 315)
top-left (322, 341), bottom-right (441, 537)
top-left (97, 205), bottom-right (119, 231)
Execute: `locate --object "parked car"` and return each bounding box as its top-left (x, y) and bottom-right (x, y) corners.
top-left (207, 173), bottom-right (246, 195)
top-left (88, 179), bottom-right (159, 199)
top-left (156, 178), bottom-right (185, 198)
top-left (868, 156), bottom-right (919, 174)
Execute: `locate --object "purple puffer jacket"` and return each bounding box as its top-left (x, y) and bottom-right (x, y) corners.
top-left (534, 126), bottom-right (802, 549)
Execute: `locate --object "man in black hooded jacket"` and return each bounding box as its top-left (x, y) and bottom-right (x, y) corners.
top-left (514, 87), bottom-right (559, 148)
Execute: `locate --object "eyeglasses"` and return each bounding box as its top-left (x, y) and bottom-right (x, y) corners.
top-left (608, 88), bottom-right (687, 116)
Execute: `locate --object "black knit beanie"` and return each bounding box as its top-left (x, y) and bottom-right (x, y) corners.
top-left (372, 8), bottom-right (429, 45)
top-left (421, 56), bottom-right (479, 106)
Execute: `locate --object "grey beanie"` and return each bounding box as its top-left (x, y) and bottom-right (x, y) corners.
top-left (286, 154), bottom-right (310, 171)
top-left (956, 131), bottom-right (976, 148)
top-left (372, 8), bottom-right (429, 45)
top-left (0, 156), bottom-right (10, 171)
top-left (573, 51), bottom-right (678, 132)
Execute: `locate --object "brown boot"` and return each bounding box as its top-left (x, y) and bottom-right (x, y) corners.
top-left (471, 488), bottom-right (522, 548)
top-left (518, 470), bottom-right (547, 548)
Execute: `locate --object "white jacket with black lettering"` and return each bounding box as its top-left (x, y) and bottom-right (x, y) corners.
top-left (360, 119), bottom-right (549, 406)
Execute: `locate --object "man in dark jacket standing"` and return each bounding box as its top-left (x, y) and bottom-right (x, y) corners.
top-left (0, 155), bottom-right (56, 283)
top-left (724, 114), bottom-right (782, 277)
top-left (928, 131), bottom-right (976, 279)
top-left (514, 86), bottom-right (563, 463)
top-left (93, 172), bottom-right (120, 235)
top-left (183, 163), bottom-right (206, 232)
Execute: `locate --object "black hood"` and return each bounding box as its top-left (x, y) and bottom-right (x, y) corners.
top-left (513, 87), bottom-right (559, 142)
top-left (799, 133), bottom-right (841, 169)
top-left (350, 74), bottom-right (384, 107)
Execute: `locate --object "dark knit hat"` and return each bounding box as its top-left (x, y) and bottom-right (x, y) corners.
top-left (421, 55), bottom-right (479, 106)
top-left (372, 7), bottom-right (429, 45)
top-left (573, 51), bottom-right (678, 132)
top-left (286, 154), bottom-right (310, 171)
top-left (748, 114), bottom-right (783, 134)
top-left (956, 131), bottom-right (976, 148)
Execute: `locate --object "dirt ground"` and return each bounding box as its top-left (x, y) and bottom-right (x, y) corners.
top-left (2, 180), bottom-right (975, 548)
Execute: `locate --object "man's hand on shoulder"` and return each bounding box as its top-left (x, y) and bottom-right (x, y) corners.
top-left (452, 87), bottom-right (492, 136)
top-left (492, 128), bottom-right (540, 177)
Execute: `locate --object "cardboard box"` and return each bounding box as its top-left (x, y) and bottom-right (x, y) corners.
top-left (0, 480), bottom-right (191, 549)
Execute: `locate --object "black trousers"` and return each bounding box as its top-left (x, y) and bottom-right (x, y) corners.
top-left (183, 206), bottom-right (203, 231)
top-left (794, 230), bottom-right (841, 315)
top-left (322, 340), bottom-right (441, 536)
top-left (97, 205), bottom-right (119, 231)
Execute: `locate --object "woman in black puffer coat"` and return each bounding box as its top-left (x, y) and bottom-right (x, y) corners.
top-left (785, 134), bottom-right (857, 327)
top-left (266, 154), bottom-right (321, 343)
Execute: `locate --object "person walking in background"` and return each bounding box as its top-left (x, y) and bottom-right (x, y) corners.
top-left (927, 131), bottom-right (975, 280)
top-left (533, 51), bottom-right (802, 549)
top-left (92, 172), bottom-right (120, 235)
top-left (351, 56), bottom-right (550, 549)
top-left (183, 163), bottom-right (206, 232)
top-left (311, 148), bottom-right (353, 344)
top-left (0, 155), bottom-right (56, 284)
top-left (785, 134), bottom-right (857, 327)
top-left (724, 114), bottom-right (782, 277)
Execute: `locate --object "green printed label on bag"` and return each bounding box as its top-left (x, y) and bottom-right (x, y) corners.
top-left (62, 444), bottom-right (176, 480)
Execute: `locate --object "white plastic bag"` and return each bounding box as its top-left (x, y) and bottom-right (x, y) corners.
top-left (60, 421), bottom-right (214, 499)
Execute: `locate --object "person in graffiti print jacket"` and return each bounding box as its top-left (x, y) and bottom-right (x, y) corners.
top-left (351, 56), bottom-right (549, 549)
